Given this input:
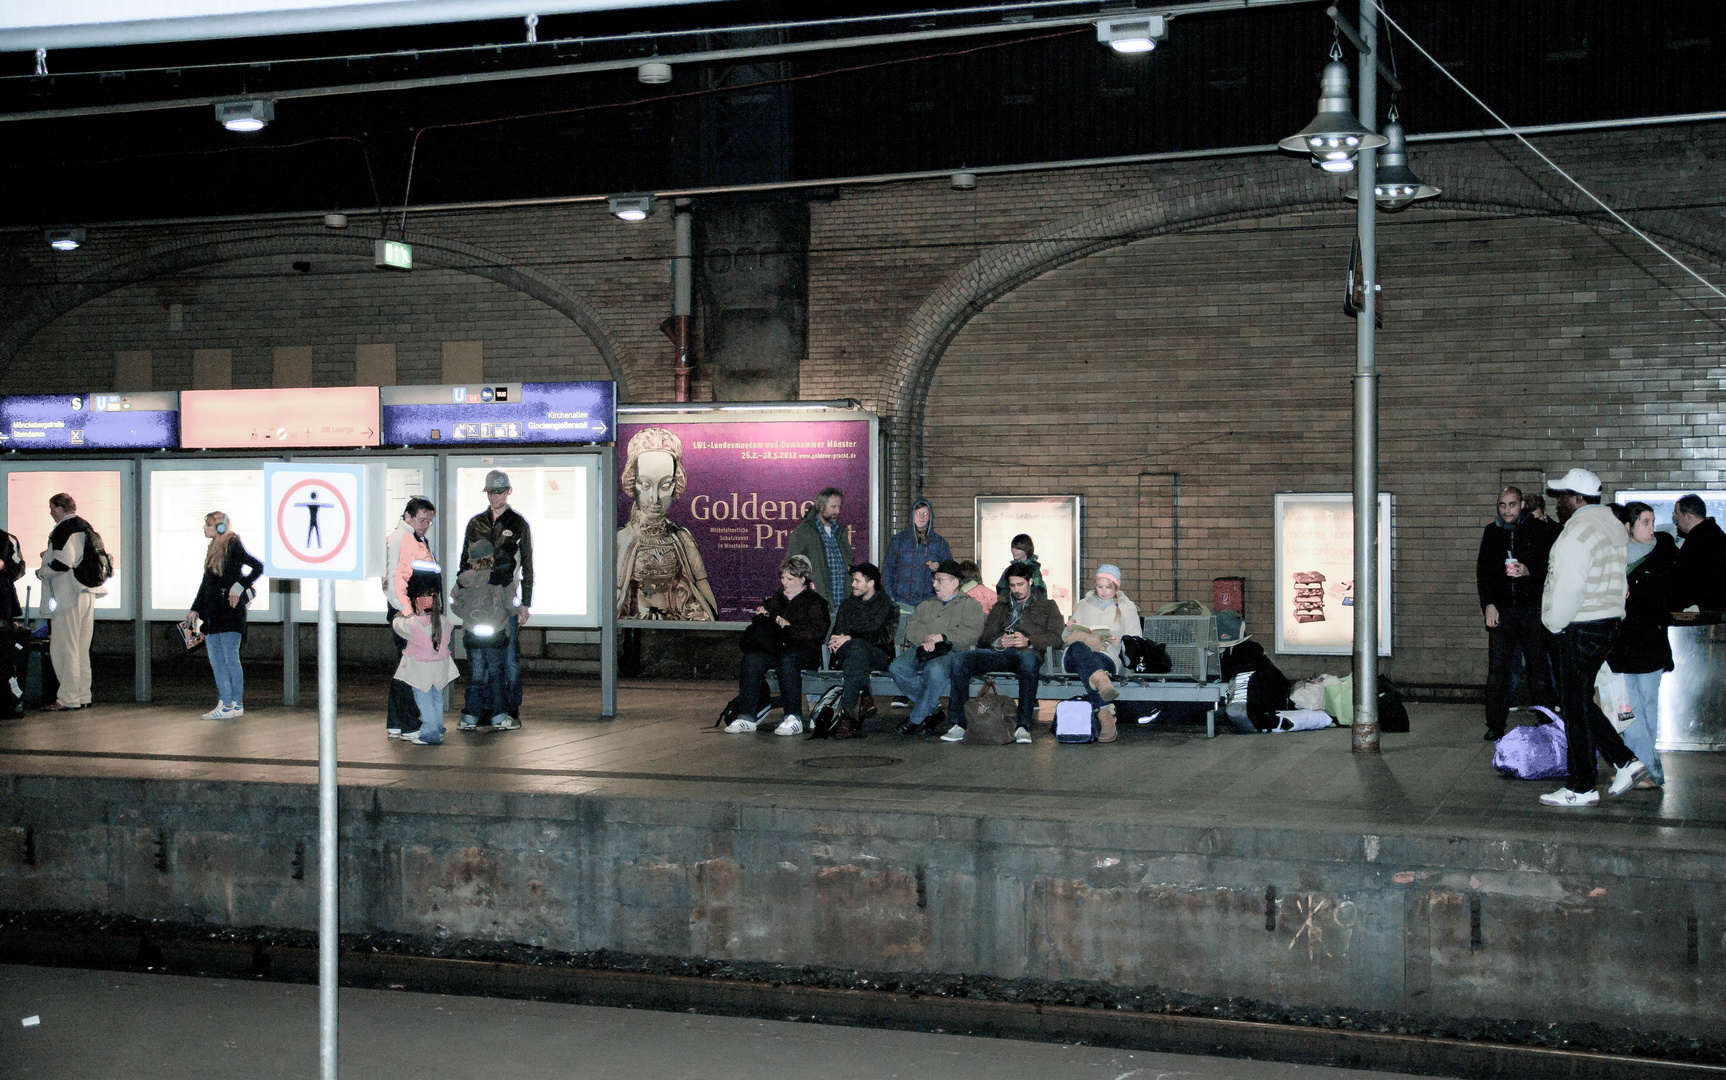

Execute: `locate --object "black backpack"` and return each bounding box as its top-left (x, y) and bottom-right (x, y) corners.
top-left (1120, 635), bottom-right (1172, 674)
top-left (1377, 676), bottom-right (1410, 733)
top-left (72, 521), bottom-right (114, 589)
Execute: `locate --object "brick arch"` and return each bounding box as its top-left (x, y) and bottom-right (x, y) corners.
top-left (0, 226), bottom-right (633, 398)
top-left (883, 163), bottom-right (1726, 518)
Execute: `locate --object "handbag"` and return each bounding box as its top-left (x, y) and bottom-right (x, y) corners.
top-left (915, 639), bottom-right (952, 665)
top-left (962, 677), bottom-right (1015, 745)
top-left (739, 613), bottom-right (783, 654)
top-left (1119, 635), bottom-right (1171, 674)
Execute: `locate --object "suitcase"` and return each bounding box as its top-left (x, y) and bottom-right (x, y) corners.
top-left (1054, 698), bottom-right (1099, 744)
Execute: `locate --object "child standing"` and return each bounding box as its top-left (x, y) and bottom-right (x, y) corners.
top-left (450, 540), bottom-right (519, 732)
top-left (394, 565), bottom-right (458, 746)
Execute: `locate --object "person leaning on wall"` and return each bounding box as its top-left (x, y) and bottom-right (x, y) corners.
top-left (187, 511), bottom-right (264, 721)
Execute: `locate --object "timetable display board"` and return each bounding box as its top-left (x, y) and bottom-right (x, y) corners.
top-left (444, 454), bottom-right (602, 628)
top-left (144, 461), bottom-right (278, 621)
top-left (180, 387), bottom-right (379, 449)
top-left (1273, 493), bottom-right (1393, 657)
top-left (0, 462), bottom-right (135, 617)
top-left (300, 461), bottom-right (435, 621)
top-left (380, 381), bottom-right (615, 446)
top-left (0, 392), bottom-right (178, 450)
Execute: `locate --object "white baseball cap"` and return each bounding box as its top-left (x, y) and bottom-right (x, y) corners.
top-left (1547, 468), bottom-right (1602, 497)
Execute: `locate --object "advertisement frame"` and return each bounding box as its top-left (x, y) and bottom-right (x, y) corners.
top-left (972, 495), bottom-right (1083, 619)
top-left (142, 457), bottom-right (285, 623)
top-left (0, 459), bottom-right (138, 620)
top-left (612, 405), bottom-right (881, 631)
top-left (1273, 492), bottom-right (1393, 657)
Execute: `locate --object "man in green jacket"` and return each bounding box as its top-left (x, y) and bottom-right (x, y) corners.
top-left (786, 487), bottom-right (852, 612)
top-left (944, 562), bottom-right (1064, 744)
top-left (891, 560), bottom-right (985, 735)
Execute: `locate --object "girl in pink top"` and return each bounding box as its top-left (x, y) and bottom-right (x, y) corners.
top-left (394, 568), bottom-right (459, 745)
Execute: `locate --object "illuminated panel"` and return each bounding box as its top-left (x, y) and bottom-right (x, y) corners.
top-left (380, 381), bottom-right (614, 446)
top-left (149, 469), bottom-right (271, 614)
top-left (0, 392), bottom-right (177, 450)
top-left (452, 464), bottom-right (589, 620)
top-left (7, 471), bottom-right (125, 612)
top-left (181, 387), bottom-right (379, 449)
top-left (301, 466), bottom-right (432, 616)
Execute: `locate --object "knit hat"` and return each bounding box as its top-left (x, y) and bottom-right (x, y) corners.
top-left (467, 539), bottom-right (494, 561)
top-left (483, 469), bottom-right (511, 493)
top-left (1095, 564), bottom-right (1123, 588)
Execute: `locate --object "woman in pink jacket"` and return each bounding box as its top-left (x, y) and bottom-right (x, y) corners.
top-left (394, 565), bottom-right (458, 746)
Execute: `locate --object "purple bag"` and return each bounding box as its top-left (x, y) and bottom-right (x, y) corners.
top-left (1491, 706), bottom-right (1569, 780)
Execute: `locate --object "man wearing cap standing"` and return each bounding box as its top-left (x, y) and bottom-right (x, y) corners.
top-left (459, 470), bottom-right (534, 731)
top-left (1539, 468), bottom-right (1640, 807)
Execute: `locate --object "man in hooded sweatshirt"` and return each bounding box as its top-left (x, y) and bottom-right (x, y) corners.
top-left (884, 499), bottom-right (952, 611)
top-left (786, 487), bottom-right (852, 613)
top-left (826, 561), bottom-right (899, 735)
top-left (1538, 468), bottom-right (1638, 808)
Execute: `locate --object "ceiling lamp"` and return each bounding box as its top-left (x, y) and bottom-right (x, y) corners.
top-left (1278, 56), bottom-right (1386, 173)
top-left (1344, 119), bottom-right (1441, 211)
top-left (1096, 14), bottom-right (1166, 54)
top-left (608, 194), bottom-right (654, 222)
top-left (950, 172), bottom-right (977, 191)
top-left (45, 228), bottom-right (85, 251)
top-left (215, 99), bottom-right (274, 132)
top-left (638, 61), bottom-right (672, 84)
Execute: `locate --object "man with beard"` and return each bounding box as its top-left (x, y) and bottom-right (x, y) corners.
top-left (1671, 493), bottom-right (1726, 612)
top-left (1539, 468), bottom-right (1637, 808)
top-left (1476, 486), bottom-right (1556, 740)
top-left (787, 487), bottom-right (852, 612)
top-left (615, 427), bottom-right (719, 621)
top-left (825, 562), bottom-right (898, 736)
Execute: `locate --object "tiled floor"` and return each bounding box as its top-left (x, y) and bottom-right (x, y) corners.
top-left (1, 665), bottom-right (1721, 852)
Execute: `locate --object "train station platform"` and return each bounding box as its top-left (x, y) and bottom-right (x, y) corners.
top-left (1, 666), bottom-right (1722, 1049)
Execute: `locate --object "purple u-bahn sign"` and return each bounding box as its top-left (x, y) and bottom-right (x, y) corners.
top-left (0, 392), bottom-right (178, 450)
top-left (380, 381), bottom-right (615, 446)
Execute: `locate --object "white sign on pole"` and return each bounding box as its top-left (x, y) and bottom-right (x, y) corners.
top-left (264, 462), bottom-right (379, 581)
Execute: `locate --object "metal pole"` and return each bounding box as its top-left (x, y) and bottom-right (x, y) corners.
top-left (1351, 0), bottom-right (1380, 754)
top-left (283, 581), bottom-right (300, 707)
top-left (133, 458), bottom-right (150, 703)
top-left (316, 576), bottom-right (338, 1078)
top-left (600, 450), bottom-right (617, 718)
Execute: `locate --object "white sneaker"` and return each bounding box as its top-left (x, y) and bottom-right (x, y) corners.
top-left (939, 725), bottom-right (966, 743)
top-left (227, 705), bottom-right (244, 717)
top-left (723, 718), bottom-right (759, 734)
top-left (201, 704), bottom-right (234, 720)
top-left (1607, 760), bottom-right (1648, 797)
top-left (1013, 726), bottom-right (1032, 744)
top-left (1539, 787), bottom-right (1600, 807)
top-left (774, 715), bottom-right (803, 736)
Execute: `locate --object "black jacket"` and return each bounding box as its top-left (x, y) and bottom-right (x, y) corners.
top-left (1673, 517), bottom-right (1726, 613)
top-left (761, 586), bottom-right (830, 651)
top-left (831, 589), bottom-right (898, 654)
top-left (1475, 516), bottom-right (1554, 612)
top-left (0, 530), bottom-right (23, 621)
top-left (1609, 534), bottom-right (1678, 675)
top-left (191, 540), bottom-right (265, 636)
top-left (460, 507), bottom-right (535, 607)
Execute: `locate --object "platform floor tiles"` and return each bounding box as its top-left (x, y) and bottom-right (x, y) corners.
top-left (0, 668), bottom-right (1721, 851)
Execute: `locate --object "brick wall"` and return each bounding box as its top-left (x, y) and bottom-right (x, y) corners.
top-left (3, 122), bottom-right (1723, 686)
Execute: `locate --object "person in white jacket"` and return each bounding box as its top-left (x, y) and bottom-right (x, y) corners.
top-left (36, 493), bottom-right (106, 710)
top-left (1061, 564), bottom-right (1142, 743)
top-left (1538, 468), bottom-right (1639, 808)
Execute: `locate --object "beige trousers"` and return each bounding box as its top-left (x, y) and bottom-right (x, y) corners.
top-left (49, 592), bottom-right (94, 706)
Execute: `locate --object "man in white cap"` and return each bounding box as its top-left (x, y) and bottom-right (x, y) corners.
top-left (1539, 467), bottom-right (1641, 806)
top-left (459, 470), bottom-right (533, 730)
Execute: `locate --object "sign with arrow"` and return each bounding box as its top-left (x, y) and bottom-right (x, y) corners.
top-left (181, 387), bottom-right (382, 449)
top-left (379, 381), bottom-right (615, 447)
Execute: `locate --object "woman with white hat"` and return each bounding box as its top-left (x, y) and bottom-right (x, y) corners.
top-left (1062, 564), bottom-right (1142, 743)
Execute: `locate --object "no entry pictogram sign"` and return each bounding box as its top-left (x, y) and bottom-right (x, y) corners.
top-left (264, 463), bottom-right (372, 580)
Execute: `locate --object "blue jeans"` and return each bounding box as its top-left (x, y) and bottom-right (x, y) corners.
top-left (502, 618), bottom-right (523, 718)
top-left (463, 635), bottom-right (513, 724)
top-left (890, 649), bottom-right (955, 727)
top-left (412, 685), bottom-right (446, 744)
top-left (738, 646), bottom-right (820, 717)
top-left (1620, 670), bottom-right (1665, 784)
top-left (948, 648), bottom-right (1041, 729)
top-left (1063, 642), bottom-right (1117, 710)
top-left (205, 631), bottom-right (244, 707)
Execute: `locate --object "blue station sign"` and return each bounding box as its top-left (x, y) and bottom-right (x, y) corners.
top-left (379, 381), bottom-right (615, 446)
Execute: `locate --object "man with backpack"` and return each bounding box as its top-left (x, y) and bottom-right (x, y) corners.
top-left (36, 492), bottom-right (109, 711)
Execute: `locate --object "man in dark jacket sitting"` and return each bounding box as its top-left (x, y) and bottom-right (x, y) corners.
top-left (1673, 494), bottom-right (1726, 612)
top-left (826, 562), bottom-right (898, 736)
top-left (943, 562), bottom-right (1064, 744)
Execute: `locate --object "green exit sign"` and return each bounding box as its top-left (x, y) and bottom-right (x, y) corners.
top-left (374, 239), bottom-right (413, 271)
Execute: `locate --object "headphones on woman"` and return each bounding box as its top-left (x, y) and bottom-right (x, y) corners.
top-left (214, 513), bottom-right (228, 535)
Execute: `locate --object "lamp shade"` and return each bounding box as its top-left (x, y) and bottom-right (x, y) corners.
top-left (1344, 122), bottom-right (1441, 210)
top-left (1278, 60), bottom-right (1388, 169)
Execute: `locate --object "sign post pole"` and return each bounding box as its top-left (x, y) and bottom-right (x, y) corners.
top-left (317, 576), bottom-right (337, 1080)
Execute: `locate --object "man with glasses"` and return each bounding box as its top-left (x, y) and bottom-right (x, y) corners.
top-left (1476, 486), bottom-right (1556, 741)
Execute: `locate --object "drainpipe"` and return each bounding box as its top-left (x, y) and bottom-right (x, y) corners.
top-left (663, 198), bottom-right (694, 402)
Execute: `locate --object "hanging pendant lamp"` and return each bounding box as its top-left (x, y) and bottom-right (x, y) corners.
top-left (1278, 51), bottom-right (1387, 173)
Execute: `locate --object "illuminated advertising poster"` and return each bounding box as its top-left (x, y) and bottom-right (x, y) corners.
top-left (1273, 493), bottom-right (1392, 656)
top-left (614, 420), bottom-right (873, 623)
top-left (380, 382), bottom-right (615, 446)
top-left (180, 387), bottom-right (379, 449)
top-left (1612, 490), bottom-right (1726, 540)
top-left (6, 470), bottom-right (126, 613)
top-left (302, 466), bottom-right (431, 616)
top-left (0, 392), bottom-right (178, 450)
top-left (451, 462), bottom-right (593, 623)
top-left (149, 468), bottom-right (272, 616)
top-left (974, 496), bottom-right (1081, 618)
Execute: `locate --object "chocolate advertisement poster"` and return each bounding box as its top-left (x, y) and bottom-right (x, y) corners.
top-left (1273, 493), bottom-right (1392, 656)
